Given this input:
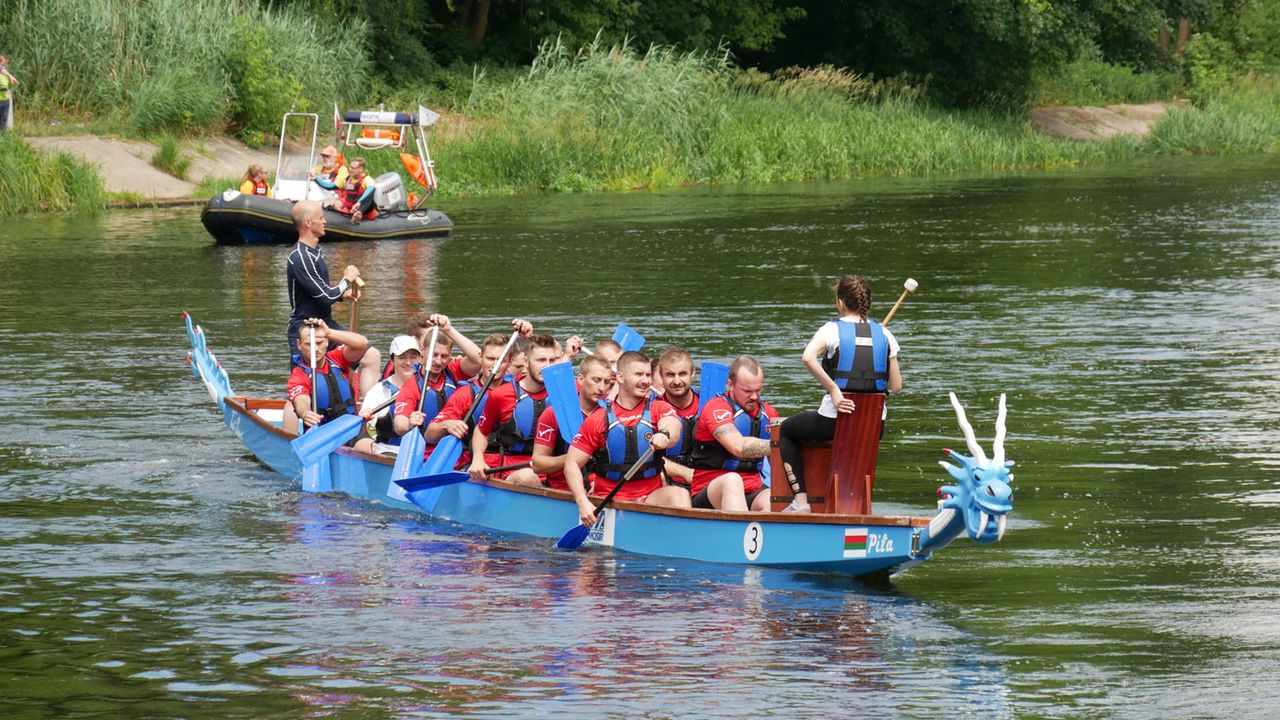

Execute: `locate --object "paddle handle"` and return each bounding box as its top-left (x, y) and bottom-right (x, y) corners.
top-left (462, 330), bottom-right (521, 421)
top-left (591, 445), bottom-right (657, 514)
top-left (413, 325), bottom-right (441, 415)
top-left (486, 461), bottom-right (532, 475)
top-left (364, 393), bottom-right (397, 418)
top-left (308, 325), bottom-right (319, 430)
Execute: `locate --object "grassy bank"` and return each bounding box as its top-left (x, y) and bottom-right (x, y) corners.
top-left (3, 0), bottom-right (366, 139)
top-left (0, 135), bottom-right (105, 215)
top-left (397, 41), bottom-right (1269, 197)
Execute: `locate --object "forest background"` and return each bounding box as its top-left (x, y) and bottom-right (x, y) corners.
top-left (1, 0), bottom-right (1278, 213)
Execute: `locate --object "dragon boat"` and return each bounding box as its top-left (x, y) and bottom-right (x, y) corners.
top-left (201, 108), bottom-right (453, 245)
top-left (184, 313), bottom-right (1015, 580)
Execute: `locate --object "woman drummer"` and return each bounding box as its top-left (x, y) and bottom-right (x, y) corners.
top-left (777, 274), bottom-right (903, 513)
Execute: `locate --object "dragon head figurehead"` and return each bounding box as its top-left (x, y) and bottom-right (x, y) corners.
top-left (937, 392), bottom-right (1014, 544)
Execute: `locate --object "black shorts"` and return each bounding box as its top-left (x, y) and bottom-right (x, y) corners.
top-left (692, 485), bottom-right (766, 510)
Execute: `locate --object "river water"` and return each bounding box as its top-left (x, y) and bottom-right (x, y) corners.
top-left (1, 156), bottom-right (1278, 718)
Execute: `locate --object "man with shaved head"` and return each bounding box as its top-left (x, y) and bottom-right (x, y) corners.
top-left (285, 201), bottom-right (379, 398)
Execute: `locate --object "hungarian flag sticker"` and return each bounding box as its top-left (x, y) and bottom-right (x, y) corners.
top-left (843, 528), bottom-right (868, 558)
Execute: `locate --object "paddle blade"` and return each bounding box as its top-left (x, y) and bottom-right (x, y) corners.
top-left (395, 471), bottom-right (469, 494)
top-left (386, 430), bottom-right (426, 501)
top-left (612, 323), bottom-right (645, 352)
top-left (542, 361), bottom-right (583, 441)
top-left (301, 455), bottom-right (332, 492)
top-left (421, 435), bottom-right (464, 476)
top-left (698, 361), bottom-right (729, 413)
top-left (291, 414), bottom-right (363, 467)
top-left (556, 523), bottom-right (591, 550)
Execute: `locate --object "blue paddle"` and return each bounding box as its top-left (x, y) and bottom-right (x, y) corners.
top-left (404, 330), bottom-right (521, 489)
top-left (291, 393), bottom-right (396, 467)
top-left (301, 327), bottom-right (332, 492)
top-left (612, 323), bottom-right (645, 352)
top-left (395, 461), bottom-right (532, 497)
top-left (542, 361), bottom-right (585, 442)
top-left (698, 360), bottom-right (729, 413)
top-left (387, 327), bottom-right (438, 502)
top-left (556, 445), bottom-right (656, 550)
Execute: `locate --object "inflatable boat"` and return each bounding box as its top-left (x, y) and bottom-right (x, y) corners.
top-left (201, 107), bottom-right (453, 245)
top-left (201, 191), bottom-right (452, 245)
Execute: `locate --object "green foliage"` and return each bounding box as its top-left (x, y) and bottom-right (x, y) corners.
top-left (129, 66), bottom-right (227, 133)
top-left (1182, 32), bottom-right (1244, 101)
top-left (0, 134), bottom-right (105, 216)
top-left (432, 38), bottom-right (1147, 197)
top-left (226, 17), bottom-right (305, 142)
top-left (1033, 59), bottom-right (1184, 106)
top-left (150, 136), bottom-right (193, 180)
top-left (1147, 75), bottom-right (1280, 154)
top-left (4, 0), bottom-right (369, 135)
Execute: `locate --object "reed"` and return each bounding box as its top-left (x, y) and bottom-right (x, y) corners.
top-left (4, 0), bottom-right (367, 133)
top-left (1146, 75), bottom-right (1280, 155)
top-left (431, 40), bottom-right (1147, 196)
top-left (0, 135), bottom-right (105, 215)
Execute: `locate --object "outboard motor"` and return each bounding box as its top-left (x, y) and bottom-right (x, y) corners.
top-left (373, 172), bottom-right (407, 212)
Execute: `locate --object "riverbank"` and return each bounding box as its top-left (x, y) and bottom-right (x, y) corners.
top-left (2, 68), bottom-right (1278, 217)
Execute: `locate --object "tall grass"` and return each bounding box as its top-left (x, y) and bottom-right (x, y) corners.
top-left (0, 135), bottom-right (105, 215)
top-left (1146, 75), bottom-right (1280, 155)
top-left (3, 0), bottom-right (369, 134)
top-left (431, 39), bottom-right (1144, 196)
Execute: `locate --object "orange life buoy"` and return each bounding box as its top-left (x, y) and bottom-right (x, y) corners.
top-left (361, 128), bottom-right (400, 142)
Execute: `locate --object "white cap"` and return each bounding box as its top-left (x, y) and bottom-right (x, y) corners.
top-left (389, 335), bottom-right (421, 357)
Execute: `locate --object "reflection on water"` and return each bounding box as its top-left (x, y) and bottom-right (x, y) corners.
top-left (1, 156), bottom-right (1280, 716)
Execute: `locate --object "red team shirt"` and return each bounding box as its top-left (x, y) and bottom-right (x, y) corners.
top-left (392, 357), bottom-right (469, 419)
top-left (474, 380), bottom-right (549, 464)
top-left (690, 395), bottom-right (778, 496)
top-left (570, 398), bottom-right (676, 501)
top-left (286, 347), bottom-right (357, 404)
top-left (532, 404), bottom-right (592, 491)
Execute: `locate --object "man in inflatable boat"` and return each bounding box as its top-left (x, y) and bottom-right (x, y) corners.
top-left (312, 156), bottom-right (377, 223)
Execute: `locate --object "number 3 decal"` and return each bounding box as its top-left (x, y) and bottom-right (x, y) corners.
top-left (742, 522), bottom-right (763, 561)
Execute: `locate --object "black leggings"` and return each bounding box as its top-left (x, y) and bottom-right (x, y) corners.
top-left (778, 410), bottom-right (835, 495)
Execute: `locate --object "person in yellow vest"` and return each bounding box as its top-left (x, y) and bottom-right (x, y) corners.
top-left (311, 146), bottom-right (347, 184)
top-left (0, 56), bottom-right (18, 131)
top-left (238, 163), bottom-right (272, 198)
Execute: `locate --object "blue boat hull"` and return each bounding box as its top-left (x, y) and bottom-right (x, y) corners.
top-left (219, 395), bottom-right (930, 577)
top-left (185, 311), bottom-right (1008, 579)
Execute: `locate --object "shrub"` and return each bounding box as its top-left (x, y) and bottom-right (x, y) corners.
top-left (129, 66), bottom-right (227, 133)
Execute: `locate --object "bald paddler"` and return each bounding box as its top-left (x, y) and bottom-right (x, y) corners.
top-left (689, 355), bottom-right (777, 512)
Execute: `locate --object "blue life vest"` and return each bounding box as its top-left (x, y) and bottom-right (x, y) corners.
top-left (591, 396), bottom-right (664, 481)
top-left (302, 362), bottom-right (354, 423)
top-left (496, 379), bottom-right (545, 455)
top-left (663, 393), bottom-right (700, 467)
top-left (822, 319), bottom-right (889, 393)
top-left (419, 367), bottom-right (458, 422)
top-left (691, 393), bottom-right (769, 474)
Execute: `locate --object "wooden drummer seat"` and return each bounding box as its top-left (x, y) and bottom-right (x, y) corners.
top-left (769, 392), bottom-right (885, 515)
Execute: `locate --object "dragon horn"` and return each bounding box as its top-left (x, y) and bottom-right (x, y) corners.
top-left (949, 392), bottom-right (988, 465)
top-left (993, 393), bottom-right (1007, 467)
